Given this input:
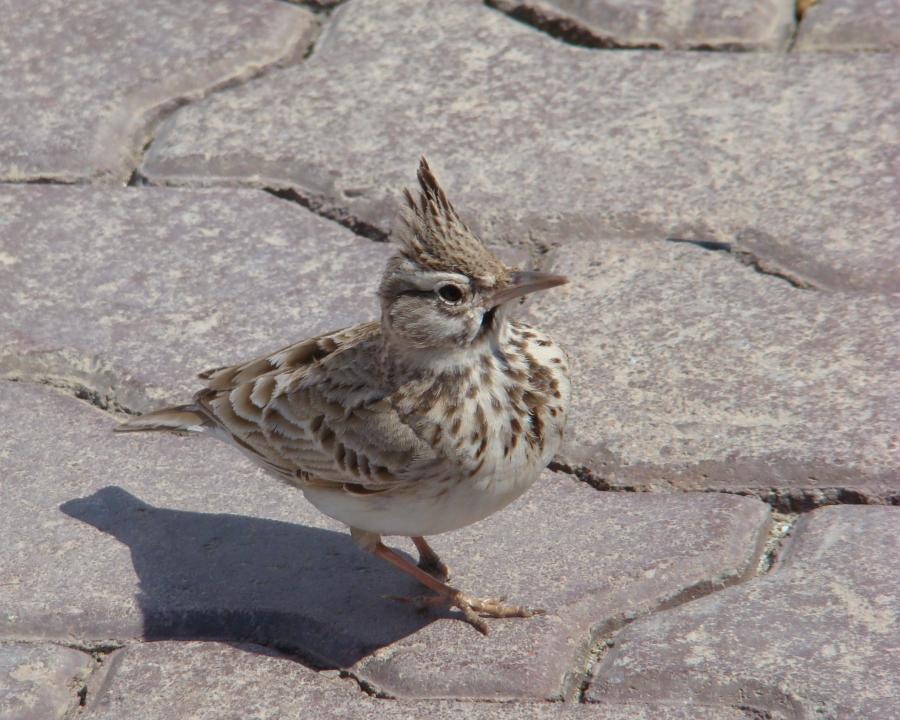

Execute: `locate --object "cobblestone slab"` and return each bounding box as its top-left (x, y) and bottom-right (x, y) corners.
top-left (143, 0), bottom-right (899, 293)
top-left (81, 642), bottom-right (747, 720)
top-left (348, 483), bottom-right (767, 699)
top-left (487, 0), bottom-right (795, 50)
top-left (0, 381), bottom-right (768, 699)
top-left (587, 506), bottom-right (900, 719)
top-left (795, 0), bottom-right (900, 52)
top-left (0, 643), bottom-right (94, 720)
top-left (0, 0), bottom-right (315, 183)
top-left (527, 237), bottom-right (900, 507)
top-left (0, 186), bottom-right (392, 407)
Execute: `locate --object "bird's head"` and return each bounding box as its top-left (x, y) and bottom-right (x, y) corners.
top-left (379, 157), bottom-right (566, 356)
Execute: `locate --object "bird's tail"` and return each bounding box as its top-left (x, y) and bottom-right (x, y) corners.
top-left (113, 404), bottom-right (209, 434)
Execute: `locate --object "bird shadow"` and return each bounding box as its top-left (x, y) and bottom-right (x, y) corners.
top-left (60, 486), bottom-right (437, 668)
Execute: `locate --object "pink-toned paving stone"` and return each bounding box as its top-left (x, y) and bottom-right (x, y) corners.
top-left (0, 643), bottom-right (94, 720)
top-left (795, 0), bottom-right (900, 52)
top-left (0, 0), bottom-right (316, 183)
top-left (587, 506), bottom-right (900, 719)
top-left (526, 236), bottom-right (900, 508)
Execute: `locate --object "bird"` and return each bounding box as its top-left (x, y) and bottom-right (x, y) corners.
top-left (115, 157), bottom-right (571, 634)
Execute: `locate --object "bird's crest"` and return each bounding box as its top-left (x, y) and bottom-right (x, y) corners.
top-left (395, 157), bottom-right (509, 287)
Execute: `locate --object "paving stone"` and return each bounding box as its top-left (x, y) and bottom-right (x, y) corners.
top-left (83, 641), bottom-right (365, 719)
top-left (0, 0), bottom-right (316, 183)
top-left (347, 483), bottom-right (767, 700)
top-left (795, 0), bottom-right (900, 52)
top-left (526, 237), bottom-right (900, 507)
top-left (143, 0), bottom-right (899, 293)
top-left (0, 381), bottom-right (769, 699)
top-left (587, 506), bottom-right (900, 719)
top-left (0, 186), bottom-right (393, 407)
top-left (82, 641), bottom-right (747, 719)
top-left (0, 643), bottom-right (94, 720)
top-left (487, 0), bottom-right (795, 50)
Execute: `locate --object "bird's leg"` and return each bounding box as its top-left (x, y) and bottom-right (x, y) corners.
top-left (411, 536), bottom-right (451, 581)
top-left (372, 541), bottom-right (543, 635)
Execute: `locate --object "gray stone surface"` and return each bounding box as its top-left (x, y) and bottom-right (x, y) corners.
top-left (84, 641), bottom-right (365, 720)
top-left (795, 0), bottom-right (900, 52)
top-left (0, 186), bottom-right (392, 407)
top-left (0, 381), bottom-right (769, 699)
top-left (0, 643), bottom-right (94, 720)
top-left (349, 482), bottom-right (767, 700)
top-left (143, 0), bottom-right (900, 293)
top-left (527, 237), bottom-right (900, 508)
top-left (81, 642), bottom-right (748, 720)
top-left (587, 506), bottom-right (900, 719)
top-left (487, 0), bottom-right (795, 50)
top-left (0, 0), bottom-right (316, 183)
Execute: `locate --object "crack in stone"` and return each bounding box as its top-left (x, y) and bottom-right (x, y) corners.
top-left (57, 640), bottom-right (126, 655)
top-left (0, 176), bottom-right (88, 186)
top-left (548, 458), bottom-right (616, 491)
top-left (277, 0), bottom-right (349, 15)
top-left (50, 641), bottom-right (116, 719)
top-left (2, 349), bottom-right (153, 417)
top-left (485, 0), bottom-right (664, 50)
top-left (755, 511), bottom-right (798, 574)
top-left (787, 0), bottom-right (817, 52)
top-left (6, 374), bottom-right (134, 410)
top-left (548, 458), bottom-right (896, 512)
top-left (337, 670), bottom-right (396, 699)
top-left (127, 18), bottom-right (322, 186)
top-left (485, 0), bottom-right (779, 52)
top-left (264, 186), bottom-right (389, 242)
top-left (664, 237), bottom-right (817, 290)
top-left (563, 506), bottom-right (770, 702)
top-left (572, 550), bottom-right (771, 702)
top-left (567, 623), bottom-right (619, 702)
top-left (4, 375), bottom-right (141, 421)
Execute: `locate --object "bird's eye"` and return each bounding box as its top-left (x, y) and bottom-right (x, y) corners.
top-left (437, 284), bottom-right (464, 304)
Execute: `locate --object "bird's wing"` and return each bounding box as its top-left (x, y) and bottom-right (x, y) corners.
top-left (194, 321), bottom-right (436, 493)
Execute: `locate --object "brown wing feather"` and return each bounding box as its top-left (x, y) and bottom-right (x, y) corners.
top-left (193, 321), bottom-right (430, 493)
top-left (197, 321), bottom-right (379, 390)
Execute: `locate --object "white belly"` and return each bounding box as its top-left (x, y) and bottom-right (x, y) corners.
top-left (301, 464), bottom-right (541, 537)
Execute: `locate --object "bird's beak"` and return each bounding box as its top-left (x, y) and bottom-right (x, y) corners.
top-left (486, 271), bottom-right (568, 308)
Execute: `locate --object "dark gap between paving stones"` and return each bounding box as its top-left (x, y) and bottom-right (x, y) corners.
top-left (664, 237), bottom-right (816, 290)
top-left (548, 459), bottom-right (894, 514)
top-left (277, 0), bottom-right (348, 15)
top-left (485, 0), bottom-right (796, 53)
top-left (127, 20), bottom-right (322, 188)
top-left (755, 511), bottom-right (798, 575)
top-left (787, 0), bottom-right (814, 52)
top-left (0, 177), bottom-right (86, 186)
top-left (485, 0), bottom-right (664, 51)
top-left (264, 186), bottom-right (389, 242)
top-left (3, 357), bottom-right (148, 417)
top-left (562, 511), bottom-right (769, 701)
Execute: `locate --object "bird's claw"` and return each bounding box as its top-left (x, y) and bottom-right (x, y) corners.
top-left (450, 591), bottom-right (545, 635)
top-left (385, 591), bottom-right (544, 635)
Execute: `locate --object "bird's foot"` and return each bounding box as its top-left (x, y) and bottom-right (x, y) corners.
top-left (451, 591), bottom-right (545, 635)
top-left (388, 591), bottom-right (544, 635)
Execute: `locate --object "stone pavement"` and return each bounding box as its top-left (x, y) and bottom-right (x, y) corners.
top-left (0, 1), bottom-right (897, 718)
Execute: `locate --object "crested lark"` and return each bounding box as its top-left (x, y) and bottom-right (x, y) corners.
top-left (116, 158), bottom-right (571, 634)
